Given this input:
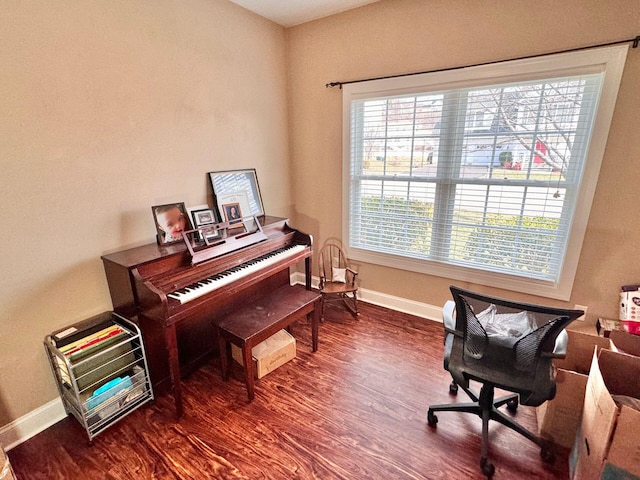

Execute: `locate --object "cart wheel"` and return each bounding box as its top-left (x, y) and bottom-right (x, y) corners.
top-left (449, 381), bottom-right (458, 395)
top-left (506, 397), bottom-right (518, 412)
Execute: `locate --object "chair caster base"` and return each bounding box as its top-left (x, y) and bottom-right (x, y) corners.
top-left (427, 409), bottom-right (438, 426)
top-left (540, 445), bottom-right (555, 463)
top-left (480, 458), bottom-right (495, 477)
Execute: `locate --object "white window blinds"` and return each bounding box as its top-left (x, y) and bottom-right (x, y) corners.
top-left (342, 46), bottom-right (628, 299)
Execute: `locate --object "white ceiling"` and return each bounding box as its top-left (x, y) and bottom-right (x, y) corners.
top-left (227, 0), bottom-right (382, 27)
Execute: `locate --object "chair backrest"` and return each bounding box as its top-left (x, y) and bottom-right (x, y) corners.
top-left (318, 242), bottom-right (349, 282)
top-left (447, 286), bottom-right (584, 406)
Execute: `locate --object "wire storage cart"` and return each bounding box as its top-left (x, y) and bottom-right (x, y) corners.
top-left (44, 311), bottom-right (153, 442)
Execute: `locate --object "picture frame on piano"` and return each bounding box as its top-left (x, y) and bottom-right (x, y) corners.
top-left (223, 202), bottom-right (242, 221)
top-left (222, 202), bottom-right (246, 232)
top-left (208, 168), bottom-right (265, 221)
top-left (152, 202), bottom-right (193, 246)
top-left (193, 208), bottom-right (215, 225)
top-left (187, 205), bottom-right (221, 243)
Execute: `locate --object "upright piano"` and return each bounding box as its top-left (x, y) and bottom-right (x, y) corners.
top-left (101, 216), bottom-right (313, 417)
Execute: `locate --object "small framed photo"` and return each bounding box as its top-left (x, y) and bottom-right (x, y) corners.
top-left (152, 202), bottom-right (192, 245)
top-left (194, 209), bottom-right (215, 225)
top-left (222, 202), bottom-right (245, 232)
top-left (223, 202), bottom-right (243, 222)
top-left (188, 205), bottom-right (216, 227)
top-left (187, 204), bottom-right (220, 243)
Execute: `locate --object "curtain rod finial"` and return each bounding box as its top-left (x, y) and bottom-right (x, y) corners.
top-left (326, 81), bottom-right (342, 89)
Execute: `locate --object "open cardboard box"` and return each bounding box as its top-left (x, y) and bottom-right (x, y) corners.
top-left (231, 329), bottom-right (296, 379)
top-left (536, 330), bottom-right (612, 448)
top-left (609, 329), bottom-right (640, 357)
top-left (570, 348), bottom-right (640, 479)
top-left (1, 447), bottom-right (17, 480)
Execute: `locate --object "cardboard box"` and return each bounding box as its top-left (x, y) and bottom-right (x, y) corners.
top-left (598, 317), bottom-right (640, 337)
top-left (536, 330), bottom-right (612, 448)
top-left (231, 330), bottom-right (296, 379)
top-left (570, 349), bottom-right (640, 480)
top-left (1, 448), bottom-right (17, 480)
top-left (610, 329), bottom-right (640, 357)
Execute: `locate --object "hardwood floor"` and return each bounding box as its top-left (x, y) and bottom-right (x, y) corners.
top-left (8, 302), bottom-right (569, 479)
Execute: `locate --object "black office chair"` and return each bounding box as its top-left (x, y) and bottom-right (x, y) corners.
top-left (427, 286), bottom-right (584, 477)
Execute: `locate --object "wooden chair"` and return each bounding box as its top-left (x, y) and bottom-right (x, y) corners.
top-left (318, 241), bottom-right (359, 319)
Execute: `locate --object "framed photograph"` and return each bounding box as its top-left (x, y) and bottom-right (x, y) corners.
top-left (222, 202), bottom-right (245, 232)
top-left (152, 202), bottom-right (192, 246)
top-left (187, 204), bottom-right (215, 227)
top-left (187, 204), bottom-right (220, 243)
top-left (208, 168), bottom-right (265, 220)
top-left (222, 202), bottom-right (243, 222)
top-left (194, 209), bottom-right (215, 225)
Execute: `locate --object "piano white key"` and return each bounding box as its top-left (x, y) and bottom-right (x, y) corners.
top-left (169, 244), bottom-right (307, 304)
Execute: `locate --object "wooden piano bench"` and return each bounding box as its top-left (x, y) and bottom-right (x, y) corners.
top-left (214, 284), bottom-right (321, 401)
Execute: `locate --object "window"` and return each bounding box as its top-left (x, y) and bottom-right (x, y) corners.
top-left (342, 46), bottom-right (627, 300)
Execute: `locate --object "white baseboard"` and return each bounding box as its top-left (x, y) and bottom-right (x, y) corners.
top-left (2, 274), bottom-right (443, 450)
top-left (1, 398), bottom-right (66, 451)
top-left (357, 286), bottom-right (442, 321)
top-left (293, 271), bottom-right (443, 322)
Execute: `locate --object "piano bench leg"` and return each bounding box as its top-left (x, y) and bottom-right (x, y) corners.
top-left (242, 343), bottom-right (256, 401)
top-left (218, 335), bottom-right (230, 381)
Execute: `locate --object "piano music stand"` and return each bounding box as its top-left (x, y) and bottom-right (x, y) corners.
top-left (181, 215), bottom-right (268, 265)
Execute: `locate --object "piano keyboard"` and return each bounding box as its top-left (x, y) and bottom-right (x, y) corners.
top-left (167, 244), bottom-right (307, 304)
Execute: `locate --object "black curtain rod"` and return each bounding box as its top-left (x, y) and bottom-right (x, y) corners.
top-left (326, 35), bottom-right (640, 89)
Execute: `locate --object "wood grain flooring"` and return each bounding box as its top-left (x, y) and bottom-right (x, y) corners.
top-left (8, 302), bottom-right (570, 479)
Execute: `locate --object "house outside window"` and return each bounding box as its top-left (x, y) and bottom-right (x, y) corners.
top-left (342, 46), bottom-right (628, 300)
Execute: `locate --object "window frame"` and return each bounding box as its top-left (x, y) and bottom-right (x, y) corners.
top-left (342, 45), bottom-right (628, 300)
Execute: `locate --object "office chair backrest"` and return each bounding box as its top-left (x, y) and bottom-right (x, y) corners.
top-left (448, 286), bottom-right (584, 405)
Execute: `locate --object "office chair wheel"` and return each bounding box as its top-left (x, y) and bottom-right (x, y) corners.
top-left (449, 381), bottom-right (458, 395)
top-left (427, 409), bottom-right (438, 426)
top-left (506, 397), bottom-right (518, 412)
top-left (480, 458), bottom-right (495, 477)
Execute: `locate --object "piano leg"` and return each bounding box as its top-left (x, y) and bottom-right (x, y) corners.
top-left (217, 329), bottom-right (230, 381)
top-left (305, 256), bottom-right (312, 289)
top-left (165, 324), bottom-right (183, 419)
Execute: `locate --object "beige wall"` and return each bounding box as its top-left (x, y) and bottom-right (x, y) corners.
top-left (287, 0), bottom-right (640, 314)
top-left (0, 0), bottom-right (289, 424)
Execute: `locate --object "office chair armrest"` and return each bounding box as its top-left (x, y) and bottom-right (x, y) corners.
top-left (543, 329), bottom-right (569, 358)
top-left (443, 301), bottom-right (457, 334)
